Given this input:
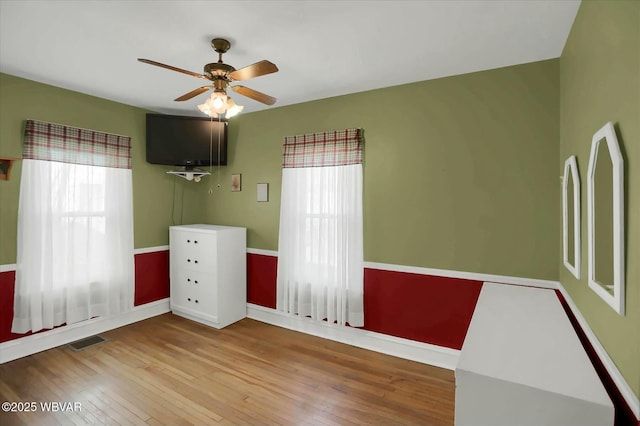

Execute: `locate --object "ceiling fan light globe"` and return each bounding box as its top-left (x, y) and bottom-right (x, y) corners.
top-left (198, 103), bottom-right (218, 118)
top-left (202, 94), bottom-right (225, 116)
top-left (225, 100), bottom-right (244, 118)
top-left (212, 99), bottom-right (225, 110)
top-left (211, 92), bottom-right (227, 109)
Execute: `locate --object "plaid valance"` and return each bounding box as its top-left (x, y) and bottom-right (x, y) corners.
top-left (23, 120), bottom-right (132, 169)
top-left (283, 128), bottom-right (363, 168)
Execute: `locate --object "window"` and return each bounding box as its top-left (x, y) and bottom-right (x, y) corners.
top-left (12, 120), bottom-right (134, 333)
top-left (276, 129), bottom-right (364, 327)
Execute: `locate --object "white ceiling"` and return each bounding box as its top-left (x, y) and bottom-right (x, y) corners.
top-left (0, 0), bottom-right (580, 117)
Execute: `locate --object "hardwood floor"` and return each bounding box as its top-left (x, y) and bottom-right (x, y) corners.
top-left (0, 314), bottom-right (455, 425)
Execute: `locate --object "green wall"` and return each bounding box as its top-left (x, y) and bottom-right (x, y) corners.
top-left (0, 73), bottom-right (205, 264)
top-left (560, 0), bottom-right (639, 399)
top-left (1, 2), bottom-right (636, 401)
top-left (204, 59), bottom-right (560, 280)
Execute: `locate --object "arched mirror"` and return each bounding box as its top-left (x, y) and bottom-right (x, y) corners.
top-left (562, 156), bottom-right (580, 279)
top-left (587, 122), bottom-right (625, 315)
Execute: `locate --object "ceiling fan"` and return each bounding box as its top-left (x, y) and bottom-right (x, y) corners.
top-left (138, 38), bottom-right (278, 117)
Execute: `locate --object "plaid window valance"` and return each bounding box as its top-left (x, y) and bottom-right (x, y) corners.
top-left (23, 120), bottom-right (132, 169)
top-left (283, 128), bottom-right (363, 168)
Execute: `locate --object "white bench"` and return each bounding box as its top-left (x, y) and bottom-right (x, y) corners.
top-left (455, 282), bottom-right (613, 426)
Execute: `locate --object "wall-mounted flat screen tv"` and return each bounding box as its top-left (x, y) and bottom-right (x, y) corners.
top-left (146, 113), bottom-right (228, 167)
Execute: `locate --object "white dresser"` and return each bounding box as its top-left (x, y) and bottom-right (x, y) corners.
top-left (169, 224), bottom-right (247, 329)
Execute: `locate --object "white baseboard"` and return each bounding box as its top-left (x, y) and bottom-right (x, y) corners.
top-left (0, 264), bottom-right (17, 273)
top-left (133, 245), bottom-right (169, 255)
top-left (244, 249), bottom-right (559, 290)
top-left (363, 261), bottom-right (559, 290)
top-left (2, 251), bottom-right (559, 291)
top-left (246, 248), bottom-right (278, 257)
top-left (246, 303), bottom-right (460, 371)
top-left (0, 247), bottom-right (169, 274)
top-left (0, 298), bottom-right (170, 364)
top-left (557, 283), bottom-right (639, 421)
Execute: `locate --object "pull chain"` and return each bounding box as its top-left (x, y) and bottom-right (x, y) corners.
top-left (217, 115), bottom-right (222, 190)
top-left (208, 115), bottom-right (223, 195)
top-left (209, 115), bottom-right (214, 195)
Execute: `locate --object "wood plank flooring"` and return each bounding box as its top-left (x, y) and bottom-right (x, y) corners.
top-left (0, 314), bottom-right (455, 425)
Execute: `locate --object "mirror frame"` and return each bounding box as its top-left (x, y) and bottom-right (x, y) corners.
top-left (562, 155), bottom-right (581, 279)
top-left (586, 121), bottom-right (625, 315)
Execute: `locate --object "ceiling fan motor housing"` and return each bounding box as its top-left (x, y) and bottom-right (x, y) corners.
top-left (204, 62), bottom-right (236, 79)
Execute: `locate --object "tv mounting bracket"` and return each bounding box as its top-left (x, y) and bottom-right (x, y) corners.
top-left (167, 167), bottom-right (211, 182)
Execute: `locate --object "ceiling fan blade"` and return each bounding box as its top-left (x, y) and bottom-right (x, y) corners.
top-left (231, 85), bottom-right (277, 105)
top-left (229, 60), bottom-right (279, 81)
top-left (138, 58), bottom-right (208, 80)
top-left (174, 86), bottom-right (212, 101)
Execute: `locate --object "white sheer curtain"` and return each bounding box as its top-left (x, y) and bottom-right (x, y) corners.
top-left (12, 120), bottom-right (134, 334)
top-left (277, 129), bottom-right (364, 327)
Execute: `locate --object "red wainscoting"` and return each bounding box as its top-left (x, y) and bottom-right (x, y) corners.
top-left (245, 253), bottom-right (483, 350)
top-left (0, 270), bottom-right (29, 343)
top-left (134, 249), bottom-right (170, 306)
top-left (0, 249), bottom-right (170, 344)
top-left (247, 253), bottom-right (278, 309)
top-left (363, 269), bottom-right (483, 350)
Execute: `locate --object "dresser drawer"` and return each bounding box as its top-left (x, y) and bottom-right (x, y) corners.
top-left (172, 232), bottom-right (216, 252)
top-left (171, 269), bottom-right (216, 290)
top-left (171, 270), bottom-right (217, 317)
top-left (171, 233), bottom-right (217, 271)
